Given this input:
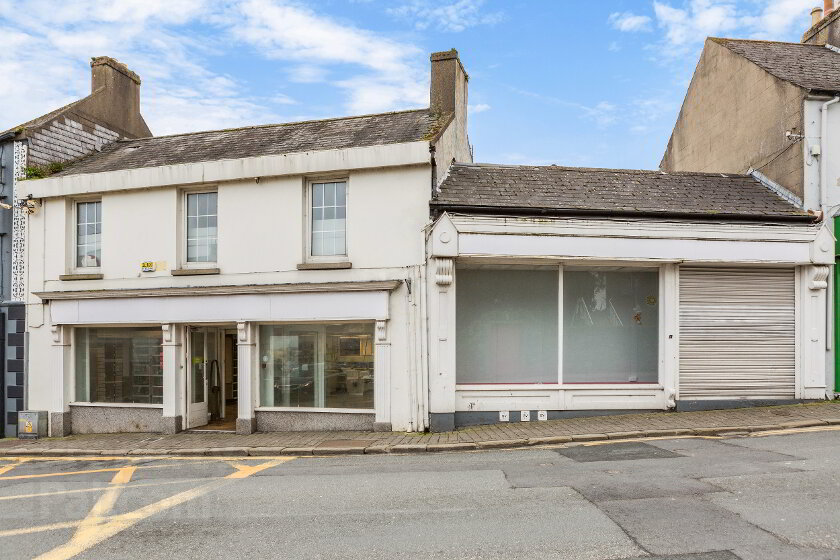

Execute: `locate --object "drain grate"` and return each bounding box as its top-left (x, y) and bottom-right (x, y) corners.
top-left (555, 441), bottom-right (682, 462)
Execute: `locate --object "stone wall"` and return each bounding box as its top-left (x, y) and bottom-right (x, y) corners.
top-left (70, 405), bottom-right (163, 434)
top-left (256, 410), bottom-right (376, 432)
top-left (661, 39), bottom-right (806, 198)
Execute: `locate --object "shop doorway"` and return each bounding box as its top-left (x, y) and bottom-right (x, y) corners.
top-left (186, 327), bottom-right (238, 431)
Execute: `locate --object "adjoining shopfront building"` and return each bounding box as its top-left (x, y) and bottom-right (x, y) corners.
top-left (425, 164), bottom-right (832, 430)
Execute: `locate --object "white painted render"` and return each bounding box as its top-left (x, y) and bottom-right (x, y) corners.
top-left (25, 147), bottom-right (436, 434)
top-left (426, 213), bottom-right (831, 419)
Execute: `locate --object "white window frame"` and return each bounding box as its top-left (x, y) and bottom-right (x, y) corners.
top-left (72, 198), bottom-right (102, 273)
top-left (255, 320), bottom-right (376, 413)
top-left (181, 188), bottom-right (218, 268)
top-left (304, 178), bottom-right (350, 263)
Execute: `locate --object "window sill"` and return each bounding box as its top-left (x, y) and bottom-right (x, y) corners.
top-left (297, 261), bottom-right (352, 270)
top-left (171, 267), bottom-right (220, 276)
top-left (59, 273), bottom-right (104, 281)
top-left (255, 406), bottom-right (374, 414)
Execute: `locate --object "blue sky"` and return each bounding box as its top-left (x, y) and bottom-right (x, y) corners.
top-left (0, 1), bottom-right (818, 170)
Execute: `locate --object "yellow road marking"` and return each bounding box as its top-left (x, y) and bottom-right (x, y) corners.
top-left (2, 455), bottom-right (298, 461)
top-left (38, 457), bottom-right (290, 560)
top-left (0, 460), bottom-right (237, 481)
top-left (227, 458), bottom-right (292, 479)
top-left (0, 458), bottom-right (30, 475)
top-left (109, 466), bottom-right (135, 485)
top-left (0, 521), bottom-right (80, 538)
top-left (0, 477), bottom-right (213, 502)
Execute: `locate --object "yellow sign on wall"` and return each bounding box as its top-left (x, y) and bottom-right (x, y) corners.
top-left (141, 261), bottom-right (156, 272)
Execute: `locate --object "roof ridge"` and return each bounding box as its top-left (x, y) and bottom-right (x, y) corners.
top-left (456, 162), bottom-right (751, 178)
top-left (0, 87), bottom-right (105, 137)
top-left (709, 37), bottom-right (828, 48)
top-left (113, 107), bottom-right (432, 144)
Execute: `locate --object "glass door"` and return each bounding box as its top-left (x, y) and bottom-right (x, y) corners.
top-left (187, 328), bottom-right (219, 428)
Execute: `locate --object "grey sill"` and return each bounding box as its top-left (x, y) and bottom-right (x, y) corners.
top-left (59, 273), bottom-right (104, 281)
top-left (297, 262), bottom-right (352, 270)
top-left (171, 268), bottom-right (221, 276)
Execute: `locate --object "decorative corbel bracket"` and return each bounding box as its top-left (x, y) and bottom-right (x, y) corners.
top-left (810, 265), bottom-right (830, 290)
top-left (435, 257), bottom-right (454, 286)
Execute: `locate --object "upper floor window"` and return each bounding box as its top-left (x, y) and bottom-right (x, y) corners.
top-left (76, 201), bottom-right (101, 268)
top-left (311, 181), bottom-right (346, 257)
top-left (186, 191), bottom-right (217, 263)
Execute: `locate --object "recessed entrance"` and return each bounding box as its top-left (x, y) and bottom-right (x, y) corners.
top-left (186, 326), bottom-right (238, 431)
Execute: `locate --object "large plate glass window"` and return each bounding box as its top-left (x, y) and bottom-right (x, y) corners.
top-left (76, 201), bottom-right (101, 268)
top-left (74, 327), bottom-right (164, 404)
top-left (456, 267), bottom-right (559, 384)
top-left (310, 181), bottom-right (346, 257)
top-left (563, 268), bottom-right (659, 383)
top-left (259, 322), bottom-right (374, 409)
top-left (186, 191), bottom-right (218, 263)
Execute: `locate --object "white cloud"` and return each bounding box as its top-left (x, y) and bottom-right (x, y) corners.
top-left (468, 103), bottom-right (491, 114)
top-left (609, 12), bottom-right (653, 32)
top-left (388, 0), bottom-right (503, 32)
top-left (227, 0), bottom-right (428, 114)
top-left (0, 0), bottom-right (432, 134)
top-left (650, 0), bottom-right (812, 54)
top-left (508, 87), bottom-right (618, 129)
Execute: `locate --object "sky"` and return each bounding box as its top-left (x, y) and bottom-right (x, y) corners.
top-left (0, 0), bottom-right (820, 170)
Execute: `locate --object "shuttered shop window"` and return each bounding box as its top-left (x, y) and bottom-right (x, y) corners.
top-left (679, 267), bottom-right (795, 399)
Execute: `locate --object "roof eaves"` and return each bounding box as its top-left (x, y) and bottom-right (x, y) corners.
top-left (428, 201), bottom-right (816, 223)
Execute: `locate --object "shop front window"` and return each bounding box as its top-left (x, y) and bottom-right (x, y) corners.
top-left (259, 322), bottom-right (374, 409)
top-left (456, 268), bottom-right (559, 384)
top-left (563, 269), bottom-right (659, 383)
top-left (74, 327), bottom-right (164, 404)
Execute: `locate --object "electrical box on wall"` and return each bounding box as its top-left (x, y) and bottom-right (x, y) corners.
top-left (499, 410), bottom-right (509, 422)
top-left (521, 410), bottom-right (531, 422)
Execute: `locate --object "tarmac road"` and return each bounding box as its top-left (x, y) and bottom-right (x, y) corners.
top-left (1, 427), bottom-right (839, 560)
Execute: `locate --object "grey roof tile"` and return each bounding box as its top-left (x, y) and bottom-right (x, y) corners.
top-left (55, 108), bottom-right (438, 176)
top-left (432, 163), bottom-right (812, 222)
top-left (713, 38), bottom-right (840, 91)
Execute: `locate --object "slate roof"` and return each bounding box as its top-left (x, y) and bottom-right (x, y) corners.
top-left (432, 164), bottom-right (813, 222)
top-left (0, 94), bottom-right (95, 138)
top-left (55, 108), bottom-right (439, 176)
top-left (712, 38), bottom-right (840, 92)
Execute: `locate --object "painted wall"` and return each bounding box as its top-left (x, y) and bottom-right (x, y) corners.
top-left (26, 160), bottom-right (433, 433)
top-left (661, 39), bottom-right (806, 199)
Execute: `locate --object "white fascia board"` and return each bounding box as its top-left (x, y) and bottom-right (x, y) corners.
top-left (448, 215), bottom-right (820, 242)
top-left (459, 232), bottom-right (811, 264)
top-left (24, 141), bottom-right (431, 199)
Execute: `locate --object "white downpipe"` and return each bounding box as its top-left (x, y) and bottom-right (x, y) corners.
top-left (820, 96), bottom-right (839, 213)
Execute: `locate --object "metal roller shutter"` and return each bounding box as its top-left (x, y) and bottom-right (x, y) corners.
top-left (679, 267), bottom-right (795, 399)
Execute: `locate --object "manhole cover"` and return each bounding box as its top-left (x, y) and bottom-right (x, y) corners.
top-left (555, 441), bottom-right (682, 462)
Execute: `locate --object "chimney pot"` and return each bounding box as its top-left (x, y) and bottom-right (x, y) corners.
top-left (813, 6), bottom-right (825, 25)
top-left (825, 0), bottom-right (834, 16)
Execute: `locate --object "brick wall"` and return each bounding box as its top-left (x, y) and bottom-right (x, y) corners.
top-left (661, 40), bottom-right (806, 198)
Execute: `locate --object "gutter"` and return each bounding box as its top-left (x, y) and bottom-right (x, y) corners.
top-left (429, 203), bottom-right (818, 224)
top-left (0, 132), bottom-right (16, 142)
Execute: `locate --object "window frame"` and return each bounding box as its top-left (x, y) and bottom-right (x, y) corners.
top-left (304, 177), bottom-right (350, 263)
top-left (181, 188), bottom-right (219, 268)
top-left (255, 320), bottom-right (375, 412)
top-left (72, 198), bottom-right (103, 273)
top-left (70, 325), bottom-right (165, 406)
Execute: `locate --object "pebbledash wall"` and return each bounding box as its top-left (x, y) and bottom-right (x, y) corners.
top-left (24, 143), bottom-right (436, 436)
top-left (424, 213), bottom-right (834, 431)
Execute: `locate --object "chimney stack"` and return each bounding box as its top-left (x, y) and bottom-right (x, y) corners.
top-left (813, 6), bottom-right (824, 26)
top-left (88, 56), bottom-right (149, 138)
top-left (429, 49), bottom-right (472, 183)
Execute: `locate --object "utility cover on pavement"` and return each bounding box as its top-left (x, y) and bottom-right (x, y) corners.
top-left (556, 441), bottom-right (682, 462)
top-left (618, 552), bottom-right (740, 560)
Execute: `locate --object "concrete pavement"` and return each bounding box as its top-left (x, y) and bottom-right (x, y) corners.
top-left (0, 402), bottom-right (839, 457)
top-left (1, 427), bottom-right (840, 559)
